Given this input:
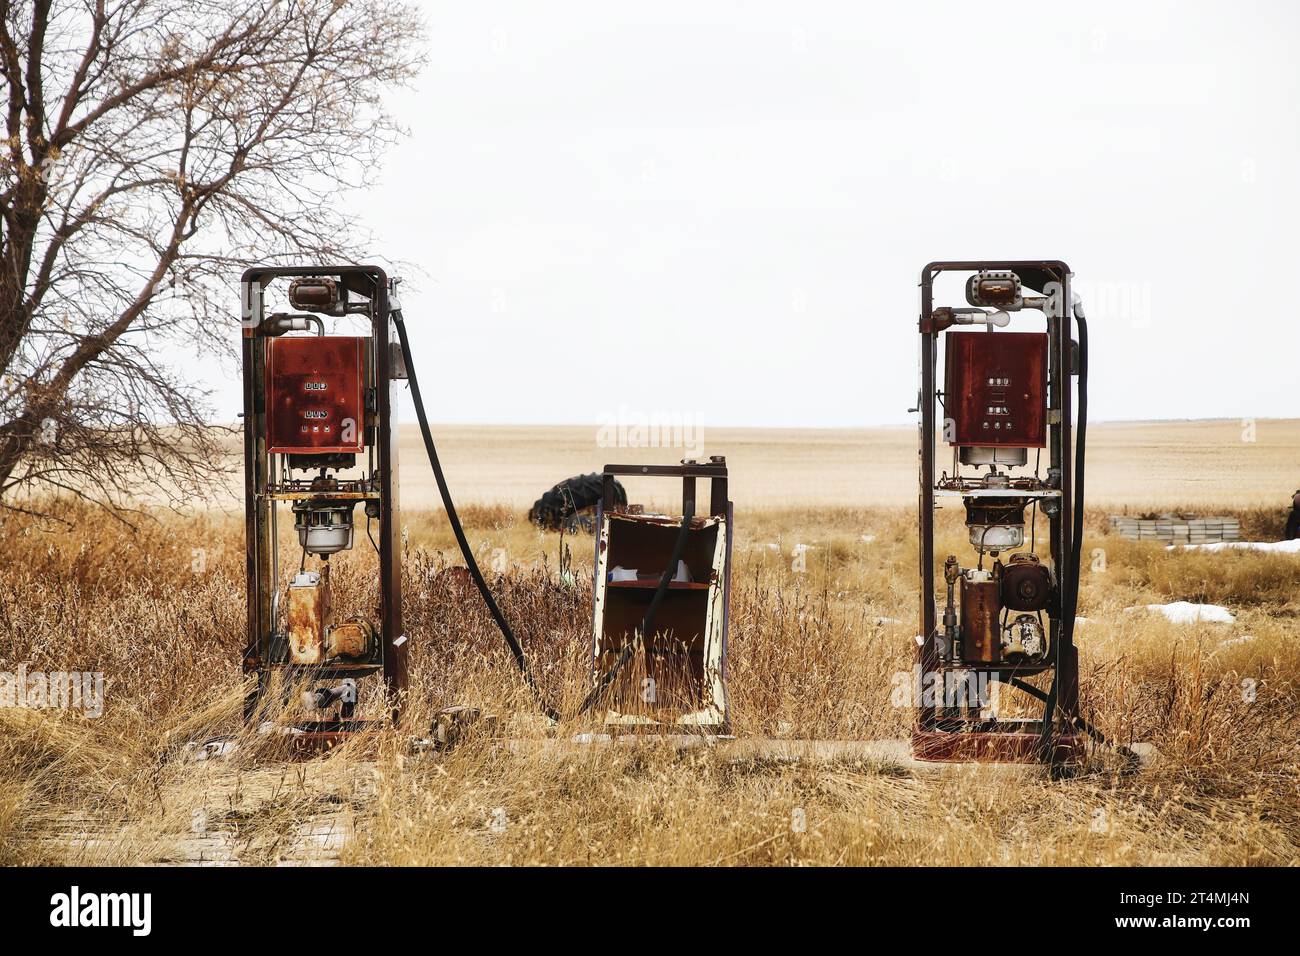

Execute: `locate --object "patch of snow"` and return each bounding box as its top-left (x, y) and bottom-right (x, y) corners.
top-left (861, 534), bottom-right (877, 543)
top-left (1170, 539), bottom-right (1300, 553)
top-left (1124, 601), bottom-right (1235, 624)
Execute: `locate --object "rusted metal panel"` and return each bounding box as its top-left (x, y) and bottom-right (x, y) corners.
top-left (943, 330), bottom-right (1048, 448)
top-left (286, 570), bottom-right (373, 665)
top-left (287, 572), bottom-right (326, 665)
top-left (959, 577), bottom-right (1001, 665)
top-left (912, 725), bottom-right (1086, 763)
top-left (325, 620), bottom-right (372, 660)
top-left (266, 335), bottom-right (366, 454)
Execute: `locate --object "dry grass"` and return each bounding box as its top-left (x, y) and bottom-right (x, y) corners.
top-left (1, 493), bottom-right (1297, 866)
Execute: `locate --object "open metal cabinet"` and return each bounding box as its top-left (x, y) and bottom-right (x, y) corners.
top-left (591, 459), bottom-right (733, 734)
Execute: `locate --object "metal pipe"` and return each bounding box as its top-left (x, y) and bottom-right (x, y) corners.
top-left (264, 313), bottom-right (324, 336)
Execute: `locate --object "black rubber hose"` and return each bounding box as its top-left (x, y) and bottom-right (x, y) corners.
top-left (392, 310), bottom-right (560, 721)
top-left (1038, 298), bottom-right (1088, 764)
top-left (392, 310), bottom-right (694, 724)
top-left (573, 498), bottom-right (696, 717)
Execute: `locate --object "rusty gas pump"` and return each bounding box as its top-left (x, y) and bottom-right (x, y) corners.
top-left (914, 261), bottom-right (1089, 764)
top-left (239, 265), bottom-right (406, 749)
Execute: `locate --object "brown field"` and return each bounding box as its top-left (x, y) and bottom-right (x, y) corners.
top-left (398, 417), bottom-right (1299, 509)
top-left (1, 420), bottom-right (1298, 866)
top-left (188, 418), bottom-right (1300, 512)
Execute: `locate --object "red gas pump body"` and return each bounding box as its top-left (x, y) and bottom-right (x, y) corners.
top-left (265, 335), bottom-right (366, 455)
top-left (943, 331), bottom-right (1048, 448)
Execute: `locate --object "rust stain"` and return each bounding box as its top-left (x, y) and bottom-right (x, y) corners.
top-left (288, 577), bottom-right (325, 665)
top-left (326, 620), bottom-right (372, 660)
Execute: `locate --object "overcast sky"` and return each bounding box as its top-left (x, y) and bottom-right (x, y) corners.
top-left (208, 0), bottom-right (1300, 428)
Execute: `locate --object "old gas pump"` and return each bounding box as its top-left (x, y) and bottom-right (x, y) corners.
top-left (239, 265), bottom-right (406, 748)
top-left (914, 261), bottom-right (1089, 764)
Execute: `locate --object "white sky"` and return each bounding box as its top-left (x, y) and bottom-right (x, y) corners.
top-left (205, 0), bottom-right (1300, 427)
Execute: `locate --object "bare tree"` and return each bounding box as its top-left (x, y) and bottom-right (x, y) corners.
top-left (0, 0), bottom-right (423, 520)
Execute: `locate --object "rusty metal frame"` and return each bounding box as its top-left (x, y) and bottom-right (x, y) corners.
top-left (240, 265), bottom-right (406, 741)
top-left (593, 459), bottom-right (733, 733)
top-left (914, 261), bottom-right (1083, 763)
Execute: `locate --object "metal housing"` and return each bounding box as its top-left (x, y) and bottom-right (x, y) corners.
top-left (943, 330), bottom-right (1048, 448)
top-left (266, 335), bottom-right (366, 454)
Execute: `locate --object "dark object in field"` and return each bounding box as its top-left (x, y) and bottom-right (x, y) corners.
top-left (529, 473), bottom-right (627, 532)
top-left (1285, 490), bottom-right (1300, 540)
